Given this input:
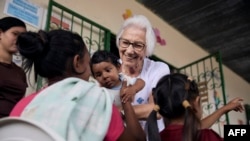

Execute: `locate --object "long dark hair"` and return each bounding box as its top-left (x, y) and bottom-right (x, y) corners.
top-left (146, 73), bottom-right (201, 141)
top-left (17, 29), bottom-right (87, 83)
top-left (0, 16), bottom-right (26, 31)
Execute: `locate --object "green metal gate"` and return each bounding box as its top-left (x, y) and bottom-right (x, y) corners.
top-left (36, 0), bottom-right (112, 90)
top-left (45, 0), bottom-right (111, 52)
top-left (177, 52), bottom-right (228, 136)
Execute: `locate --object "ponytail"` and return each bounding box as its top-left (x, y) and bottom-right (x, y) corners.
top-left (146, 105), bottom-right (161, 141)
top-left (182, 105), bottom-right (200, 141)
top-left (17, 30), bottom-right (49, 81)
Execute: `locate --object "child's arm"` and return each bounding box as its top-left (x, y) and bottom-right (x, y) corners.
top-left (119, 80), bottom-right (146, 141)
top-left (201, 97), bottom-right (244, 129)
top-left (132, 78), bottom-right (145, 93)
top-left (121, 78), bottom-right (145, 103)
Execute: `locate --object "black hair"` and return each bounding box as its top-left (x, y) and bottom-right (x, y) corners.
top-left (90, 50), bottom-right (120, 76)
top-left (0, 17), bottom-right (26, 31)
top-left (146, 73), bottom-right (201, 141)
top-left (17, 29), bottom-right (87, 82)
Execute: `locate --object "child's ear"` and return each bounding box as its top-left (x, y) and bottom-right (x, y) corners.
top-left (117, 63), bottom-right (122, 73)
top-left (192, 96), bottom-right (201, 112)
top-left (193, 96), bottom-right (203, 119)
top-left (73, 55), bottom-right (85, 74)
top-left (195, 96), bottom-right (201, 105)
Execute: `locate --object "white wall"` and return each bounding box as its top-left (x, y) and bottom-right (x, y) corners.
top-left (1, 0), bottom-right (249, 125)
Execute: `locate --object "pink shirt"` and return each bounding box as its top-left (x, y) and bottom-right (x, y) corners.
top-left (10, 91), bottom-right (124, 141)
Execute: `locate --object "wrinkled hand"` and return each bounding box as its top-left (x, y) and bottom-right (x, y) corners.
top-left (225, 97), bottom-right (244, 112)
top-left (120, 80), bottom-right (135, 103)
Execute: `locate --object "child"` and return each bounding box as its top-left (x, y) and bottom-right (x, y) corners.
top-left (90, 50), bottom-right (145, 106)
top-left (146, 73), bottom-right (243, 141)
top-left (10, 29), bottom-right (146, 141)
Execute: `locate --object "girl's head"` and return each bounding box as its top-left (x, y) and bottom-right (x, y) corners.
top-left (90, 50), bottom-right (121, 89)
top-left (17, 29), bottom-right (91, 85)
top-left (147, 73), bottom-right (202, 141)
top-left (0, 17), bottom-right (26, 54)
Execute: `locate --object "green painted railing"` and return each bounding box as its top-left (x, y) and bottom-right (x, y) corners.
top-left (177, 52), bottom-right (228, 136)
top-left (45, 0), bottom-right (111, 51)
top-left (36, 0), bottom-right (111, 90)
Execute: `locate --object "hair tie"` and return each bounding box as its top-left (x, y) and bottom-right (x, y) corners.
top-left (154, 105), bottom-right (160, 112)
top-left (182, 100), bottom-right (191, 108)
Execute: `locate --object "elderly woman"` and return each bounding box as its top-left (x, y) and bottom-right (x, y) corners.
top-left (116, 15), bottom-right (170, 131)
top-left (116, 15), bottom-right (244, 134)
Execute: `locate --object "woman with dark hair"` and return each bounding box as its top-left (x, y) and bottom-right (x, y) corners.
top-left (10, 29), bottom-right (146, 141)
top-left (146, 73), bottom-right (243, 141)
top-left (0, 16), bottom-right (27, 118)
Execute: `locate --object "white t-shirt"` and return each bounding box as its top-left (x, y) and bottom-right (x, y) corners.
top-left (132, 58), bottom-right (170, 132)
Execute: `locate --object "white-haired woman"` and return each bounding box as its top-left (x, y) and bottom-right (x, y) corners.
top-left (116, 15), bottom-right (244, 135)
top-left (116, 15), bottom-right (170, 131)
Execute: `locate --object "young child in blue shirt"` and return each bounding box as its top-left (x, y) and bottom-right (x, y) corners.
top-left (90, 50), bottom-right (145, 107)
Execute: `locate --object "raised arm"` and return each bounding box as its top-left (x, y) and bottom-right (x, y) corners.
top-left (118, 80), bottom-right (146, 141)
top-left (201, 97), bottom-right (244, 129)
top-left (121, 78), bottom-right (145, 103)
top-left (133, 78), bottom-right (145, 92)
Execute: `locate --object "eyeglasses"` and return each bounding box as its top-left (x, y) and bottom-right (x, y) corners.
top-left (119, 38), bottom-right (145, 51)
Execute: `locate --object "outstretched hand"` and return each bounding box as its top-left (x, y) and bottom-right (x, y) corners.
top-left (225, 97), bottom-right (244, 112)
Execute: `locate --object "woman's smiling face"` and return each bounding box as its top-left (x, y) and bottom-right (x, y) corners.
top-left (118, 26), bottom-right (146, 68)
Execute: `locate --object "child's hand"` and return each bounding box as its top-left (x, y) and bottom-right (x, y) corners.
top-left (121, 86), bottom-right (136, 103)
top-left (225, 97), bottom-right (244, 112)
top-left (120, 80), bottom-right (135, 103)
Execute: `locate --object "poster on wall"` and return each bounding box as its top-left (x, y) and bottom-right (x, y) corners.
top-left (4, 0), bottom-right (44, 28)
top-left (50, 12), bottom-right (71, 30)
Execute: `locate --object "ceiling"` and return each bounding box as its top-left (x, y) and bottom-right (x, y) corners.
top-left (137, 0), bottom-right (250, 83)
